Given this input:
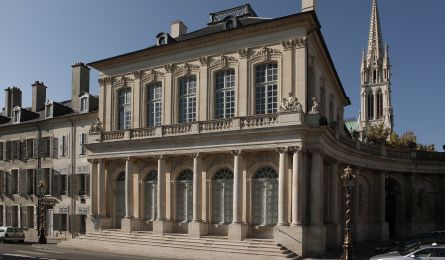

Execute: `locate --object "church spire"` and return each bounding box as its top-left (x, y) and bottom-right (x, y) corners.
top-left (366, 0), bottom-right (384, 64)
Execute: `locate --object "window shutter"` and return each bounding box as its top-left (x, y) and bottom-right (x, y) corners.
top-left (36, 168), bottom-right (44, 193)
top-left (52, 170), bottom-right (60, 196)
top-left (33, 206), bottom-right (37, 229)
top-left (52, 137), bottom-right (58, 159)
top-left (33, 139), bottom-right (38, 159)
top-left (58, 137), bottom-right (63, 157)
top-left (86, 174), bottom-right (90, 196)
top-left (38, 139), bottom-right (45, 157)
top-left (53, 214), bottom-right (61, 231)
top-left (78, 133), bottom-right (82, 155)
top-left (5, 141), bottom-right (10, 161)
top-left (21, 140), bottom-right (26, 160)
top-left (19, 169), bottom-right (27, 196)
top-left (66, 135), bottom-right (70, 157)
top-left (23, 140), bottom-right (28, 160)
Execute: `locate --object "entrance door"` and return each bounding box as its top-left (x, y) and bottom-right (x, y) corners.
top-left (114, 172), bottom-right (125, 229)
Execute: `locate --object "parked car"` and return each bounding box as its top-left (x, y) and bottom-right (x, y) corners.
top-left (375, 231), bottom-right (445, 254)
top-left (0, 226), bottom-right (25, 243)
top-left (371, 243), bottom-right (445, 259)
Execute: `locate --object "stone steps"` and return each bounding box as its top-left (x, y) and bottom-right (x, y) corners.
top-left (60, 230), bottom-right (300, 259)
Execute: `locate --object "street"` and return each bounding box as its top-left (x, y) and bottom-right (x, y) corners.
top-left (0, 241), bottom-right (175, 260)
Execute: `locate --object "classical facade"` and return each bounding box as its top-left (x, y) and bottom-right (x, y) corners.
top-left (0, 63), bottom-right (97, 239)
top-left (357, 0), bottom-right (393, 134)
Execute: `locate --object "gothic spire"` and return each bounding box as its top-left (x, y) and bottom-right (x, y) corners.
top-left (366, 0), bottom-right (384, 64)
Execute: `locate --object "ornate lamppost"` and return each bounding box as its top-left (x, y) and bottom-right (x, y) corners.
top-left (341, 166), bottom-right (356, 260)
top-left (38, 181), bottom-right (47, 244)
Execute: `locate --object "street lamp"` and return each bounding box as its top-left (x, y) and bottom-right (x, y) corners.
top-left (38, 181), bottom-right (47, 244)
top-left (341, 166), bottom-right (356, 260)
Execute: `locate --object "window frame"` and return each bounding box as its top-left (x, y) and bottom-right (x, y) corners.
top-left (214, 70), bottom-right (236, 120)
top-left (178, 76), bottom-right (197, 123)
top-left (117, 88), bottom-right (132, 130)
top-left (254, 63), bottom-right (279, 115)
top-left (146, 82), bottom-right (163, 127)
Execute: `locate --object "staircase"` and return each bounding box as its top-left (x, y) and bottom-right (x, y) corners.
top-left (59, 230), bottom-right (300, 260)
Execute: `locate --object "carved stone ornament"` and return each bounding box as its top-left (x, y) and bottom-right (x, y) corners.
top-left (281, 37), bottom-right (307, 50)
top-left (309, 97), bottom-right (320, 114)
top-left (133, 70), bottom-right (142, 80)
top-left (199, 56), bottom-right (208, 66)
top-left (89, 118), bottom-right (103, 133)
top-left (210, 55), bottom-right (238, 69)
top-left (112, 76), bottom-right (133, 87)
top-left (238, 48), bottom-right (250, 59)
top-left (250, 47), bottom-right (282, 62)
top-left (98, 77), bottom-right (112, 86)
top-left (164, 64), bottom-right (173, 73)
top-left (141, 69), bottom-right (164, 84)
top-left (280, 97), bottom-right (303, 113)
top-left (176, 63), bottom-right (199, 76)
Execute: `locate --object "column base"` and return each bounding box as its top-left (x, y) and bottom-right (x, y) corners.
top-left (86, 215), bottom-right (112, 231)
top-left (153, 219), bottom-right (172, 235)
top-left (121, 217), bottom-right (142, 233)
top-left (325, 223), bottom-right (341, 248)
top-left (228, 222), bottom-right (248, 241)
top-left (188, 221), bottom-right (208, 238)
top-left (304, 224), bottom-right (326, 257)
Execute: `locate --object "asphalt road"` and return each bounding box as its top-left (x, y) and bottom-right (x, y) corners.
top-left (0, 241), bottom-right (175, 260)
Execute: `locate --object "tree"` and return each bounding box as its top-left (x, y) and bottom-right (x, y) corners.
top-left (364, 123), bottom-right (390, 144)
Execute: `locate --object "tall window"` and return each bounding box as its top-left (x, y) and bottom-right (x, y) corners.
top-left (175, 169), bottom-right (193, 222)
top-left (212, 169), bottom-right (233, 224)
top-left (147, 83), bottom-right (162, 127)
top-left (80, 97), bottom-right (88, 112)
top-left (79, 133), bottom-right (87, 155)
top-left (376, 90), bottom-right (383, 119)
top-left (118, 88), bottom-right (132, 130)
top-left (215, 70), bottom-right (235, 119)
top-left (144, 171), bottom-right (157, 221)
top-left (179, 76), bottom-right (197, 123)
top-left (252, 167), bottom-right (278, 226)
top-left (255, 63), bottom-right (278, 114)
top-left (367, 92), bottom-right (374, 120)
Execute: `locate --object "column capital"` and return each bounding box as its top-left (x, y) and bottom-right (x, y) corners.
top-left (191, 152), bottom-right (200, 159)
top-left (231, 150), bottom-right (242, 156)
top-left (289, 146), bottom-right (302, 153)
top-left (275, 147), bottom-right (288, 153)
top-left (155, 155), bottom-right (165, 160)
top-left (125, 156), bottom-right (137, 162)
top-left (87, 158), bottom-right (101, 163)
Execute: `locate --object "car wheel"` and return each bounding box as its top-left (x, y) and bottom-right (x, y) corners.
top-left (0, 237), bottom-right (4, 243)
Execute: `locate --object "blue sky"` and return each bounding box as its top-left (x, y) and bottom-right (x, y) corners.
top-left (0, 0), bottom-right (444, 149)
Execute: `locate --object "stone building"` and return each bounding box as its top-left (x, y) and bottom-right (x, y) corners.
top-left (0, 63), bottom-right (97, 239)
top-left (80, 1), bottom-right (445, 257)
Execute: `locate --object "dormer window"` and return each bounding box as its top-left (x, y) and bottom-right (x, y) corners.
top-left (156, 32), bottom-right (174, 46)
top-left (80, 96), bottom-right (88, 113)
top-left (223, 17), bottom-right (239, 30)
top-left (12, 107), bottom-right (21, 124)
top-left (45, 101), bottom-right (54, 118)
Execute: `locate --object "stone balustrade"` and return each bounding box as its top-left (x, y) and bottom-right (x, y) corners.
top-left (89, 112), bottom-right (303, 144)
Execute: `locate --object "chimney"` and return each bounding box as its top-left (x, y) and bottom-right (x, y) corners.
top-left (71, 62), bottom-right (90, 112)
top-left (302, 0), bottom-right (317, 12)
top-left (31, 81), bottom-right (47, 112)
top-left (4, 87), bottom-right (22, 117)
top-left (171, 20), bottom-right (187, 38)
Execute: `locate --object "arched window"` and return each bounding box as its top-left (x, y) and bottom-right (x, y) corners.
top-left (212, 168), bottom-right (234, 224)
top-left (373, 69), bottom-right (377, 83)
top-left (176, 169), bottom-right (193, 222)
top-left (179, 76), bottom-right (197, 123)
top-left (376, 90), bottom-right (383, 119)
top-left (215, 70), bottom-right (235, 119)
top-left (144, 170), bottom-right (157, 220)
top-left (252, 167), bottom-right (278, 226)
top-left (118, 88), bottom-right (132, 130)
top-left (367, 92), bottom-right (374, 120)
top-left (255, 63), bottom-right (278, 115)
top-left (147, 83), bottom-right (162, 127)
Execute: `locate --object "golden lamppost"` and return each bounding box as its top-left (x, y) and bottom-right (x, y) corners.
top-left (341, 166), bottom-right (356, 260)
top-left (38, 181), bottom-right (47, 244)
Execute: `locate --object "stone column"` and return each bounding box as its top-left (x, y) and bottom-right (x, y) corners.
top-left (373, 171), bottom-right (389, 241)
top-left (277, 147), bottom-right (288, 226)
top-left (192, 153), bottom-right (200, 222)
top-left (125, 158), bottom-right (133, 218)
top-left (232, 150), bottom-right (241, 224)
top-left (97, 160), bottom-right (106, 216)
top-left (189, 153), bottom-right (207, 238)
top-left (307, 150), bottom-right (326, 256)
top-left (156, 156), bottom-right (165, 220)
top-left (89, 160), bottom-right (98, 216)
top-left (291, 146), bottom-right (302, 226)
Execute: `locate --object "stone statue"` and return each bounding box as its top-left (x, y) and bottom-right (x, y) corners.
top-left (309, 97), bottom-right (320, 114)
top-left (89, 118), bottom-right (103, 133)
top-left (279, 97), bottom-right (303, 112)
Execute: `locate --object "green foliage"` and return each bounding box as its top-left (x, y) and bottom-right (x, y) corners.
top-left (364, 123), bottom-right (436, 152)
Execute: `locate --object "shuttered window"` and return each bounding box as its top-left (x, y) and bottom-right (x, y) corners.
top-left (79, 133), bottom-right (87, 155)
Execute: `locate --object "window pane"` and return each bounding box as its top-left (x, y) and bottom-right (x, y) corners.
top-left (179, 76), bottom-right (197, 123)
top-left (147, 83), bottom-right (162, 127)
top-left (215, 70), bottom-right (235, 119)
top-left (255, 64), bottom-right (278, 115)
top-left (118, 89), bottom-right (132, 130)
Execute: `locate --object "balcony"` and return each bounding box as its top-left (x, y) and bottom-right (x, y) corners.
top-left (88, 112), bottom-right (304, 144)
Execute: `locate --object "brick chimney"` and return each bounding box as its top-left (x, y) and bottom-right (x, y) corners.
top-left (31, 81), bottom-right (47, 112)
top-left (71, 62), bottom-right (90, 112)
top-left (302, 0), bottom-right (317, 12)
top-left (171, 20), bottom-right (187, 38)
top-left (4, 87), bottom-right (22, 117)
